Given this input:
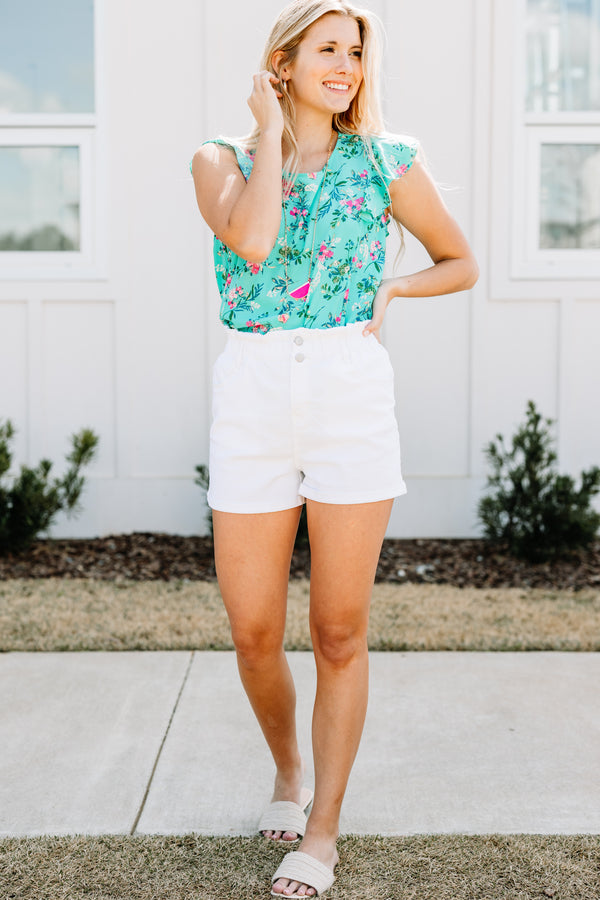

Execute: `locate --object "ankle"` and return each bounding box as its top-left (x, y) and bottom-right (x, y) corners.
top-left (303, 821), bottom-right (339, 843)
top-left (274, 754), bottom-right (303, 782)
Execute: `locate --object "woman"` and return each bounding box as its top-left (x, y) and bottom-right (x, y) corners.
top-left (191, 1), bottom-right (478, 896)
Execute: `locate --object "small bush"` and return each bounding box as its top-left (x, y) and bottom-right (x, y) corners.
top-left (0, 420), bottom-right (99, 554)
top-left (477, 400), bottom-right (600, 561)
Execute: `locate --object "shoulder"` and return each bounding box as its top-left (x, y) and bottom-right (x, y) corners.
top-left (190, 139), bottom-right (255, 180)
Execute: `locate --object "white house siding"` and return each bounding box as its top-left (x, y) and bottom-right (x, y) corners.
top-left (0, 0), bottom-right (597, 539)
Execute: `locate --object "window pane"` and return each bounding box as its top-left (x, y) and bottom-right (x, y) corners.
top-left (0, 147), bottom-right (80, 251)
top-left (0, 1), bottom-right (94, 113)
top-left (540, 143), bottom-right (600, 247)
top-left (527, 0), bottom-right (600, 111)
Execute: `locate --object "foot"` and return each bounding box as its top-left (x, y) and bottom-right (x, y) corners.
top-left (271, 832), bottom-right (339, 897)
top-left (262, 759), bottom-right (306, 842)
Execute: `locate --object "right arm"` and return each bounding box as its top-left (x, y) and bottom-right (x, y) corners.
top-left (191, 71), bottom-right (284, 264)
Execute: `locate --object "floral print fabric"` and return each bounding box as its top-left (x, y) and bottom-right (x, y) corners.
top-left (202, 132), bottom-right (418, 333)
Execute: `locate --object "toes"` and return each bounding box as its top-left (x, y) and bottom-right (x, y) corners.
top-left (272, 878), bottom-right (316, 897)
top-left (282, 830), bottom-right (299, 841)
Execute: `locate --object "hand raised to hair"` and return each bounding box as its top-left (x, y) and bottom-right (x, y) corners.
top-left (247, 71), bottom-right (285, 135)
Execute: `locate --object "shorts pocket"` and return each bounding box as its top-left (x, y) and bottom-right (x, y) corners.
top-left (365, 333), bottom-right (394, 374)
top-left (212, 342), bottom-right (243, 386)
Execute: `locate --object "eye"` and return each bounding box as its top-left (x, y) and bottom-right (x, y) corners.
top-left (321, 46), bottom-right (335, 52)
top-left (352, 50), bottom-right (362, 58)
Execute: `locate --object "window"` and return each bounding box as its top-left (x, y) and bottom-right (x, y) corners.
top-left (512, 0), bottom-right (600, 278)
top-left (0, 0), bottom-right (101, 278)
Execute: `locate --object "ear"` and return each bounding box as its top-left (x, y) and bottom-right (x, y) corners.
top-left (271, 50), bottom-right (288, 79)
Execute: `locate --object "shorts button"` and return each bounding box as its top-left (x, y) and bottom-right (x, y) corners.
top-left (295, 352), bottom-right (305, 362)
top-left (294, 336), bottom-right (304, 345)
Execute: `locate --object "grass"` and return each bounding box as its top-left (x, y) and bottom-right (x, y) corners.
top-left (1, 834), bottom-right (598, 900)
top-left (0, 578), bottom-right (599, 652)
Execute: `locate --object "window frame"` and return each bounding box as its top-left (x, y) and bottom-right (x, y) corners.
top-left (0, 1), bottom-right (105, 281)
top-left (510, 0), bottom-right (600, 281)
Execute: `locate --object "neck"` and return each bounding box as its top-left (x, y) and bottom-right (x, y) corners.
top-left (291, 110), bottom-right (336, 156)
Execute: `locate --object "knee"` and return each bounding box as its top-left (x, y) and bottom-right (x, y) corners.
top-left (231, 625), bottom-right (284, 669)
top-left (311, 621), bottom-right (367, 668)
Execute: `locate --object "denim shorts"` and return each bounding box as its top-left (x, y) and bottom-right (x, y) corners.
top-left (207, 322), bottom-right (406, 513)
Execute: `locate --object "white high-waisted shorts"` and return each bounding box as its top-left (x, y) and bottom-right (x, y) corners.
top-left (207, 321), bottom-right (406, 513)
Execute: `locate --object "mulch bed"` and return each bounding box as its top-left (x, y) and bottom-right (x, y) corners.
top-left (1, 533), bottom-right (600, 589)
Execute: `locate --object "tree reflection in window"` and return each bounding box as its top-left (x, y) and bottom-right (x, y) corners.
top-left (527, 0), bottom-right (600, 112)
top-left (540, 143), bottom-right (600, 248)
top-left (0, 147), bottom-right (79, 252)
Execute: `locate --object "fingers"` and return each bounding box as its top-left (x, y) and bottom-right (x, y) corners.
top-left (247, 70), bottom-right (285, 130)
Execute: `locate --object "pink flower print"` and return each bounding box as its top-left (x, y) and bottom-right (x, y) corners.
top-left (318, 242), bottom-right (334, 261)
top-left (395, 164), bottom-right (408, 177)
top-left (302, 208), bottom-right (308, 217)
top-left (344, 197), bottom-right (364, 212)
top-left (278, 313), bottom-right (289, 323)
top-left (225, 274), bottom-right (232, 287)
top-left (344, 289), bottom-right (349, 300)
top-left (352, 255), bottom-right (364, 270)
top-left (246, 261), bottom-right (261, 275)
top-left (290, 207), bottom-right (299, 218)
top-left (359, 169), bottom-right (368, 179)
top-left (335, 315), bottom-right (342, 323)
top-left (381, 211), bottom-right (390, 225)
top-left (227, 300), bottom-right (236, 308)
top-left (369, 239), bottom-right (382, 260)
top-left (308, 172), bottom-right (317, 180)
top-left (235, 286), bottom-right (244, 295)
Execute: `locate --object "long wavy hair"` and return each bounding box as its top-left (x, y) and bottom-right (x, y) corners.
top-left (232, 0), bottom-right (409, 256)
top-left (238, 0), bottom-right (386, 177)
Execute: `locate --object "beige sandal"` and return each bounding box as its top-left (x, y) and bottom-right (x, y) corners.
top-left (271, 850), bottom-right (336, 898)
top-left (258, 787), bottom-right (313, 843)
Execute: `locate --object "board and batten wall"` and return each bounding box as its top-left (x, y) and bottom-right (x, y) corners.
top-left (0, 0), bottom-right (597, 539)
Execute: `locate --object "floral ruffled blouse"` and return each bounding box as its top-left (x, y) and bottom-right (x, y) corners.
top-left (200, 132), bottom-right (418, 333)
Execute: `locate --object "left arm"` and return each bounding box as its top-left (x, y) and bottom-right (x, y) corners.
top-left (363, 154), bottom-right (479, 337)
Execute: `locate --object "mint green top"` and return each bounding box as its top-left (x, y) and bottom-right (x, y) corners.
top-left (200, 132), bottom-right (418, 333)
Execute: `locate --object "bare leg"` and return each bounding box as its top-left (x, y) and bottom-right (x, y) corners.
top-left (213, 505), bottom-right (305, 841)
top-left (272, 498), bottom-right (393, 897)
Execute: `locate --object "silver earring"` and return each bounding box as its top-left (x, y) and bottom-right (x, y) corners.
top-left (282, 80), bottom-right (288, 90)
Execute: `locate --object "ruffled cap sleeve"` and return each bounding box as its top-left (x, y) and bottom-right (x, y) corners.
top-left (370, 134), bottom-right (419, 188)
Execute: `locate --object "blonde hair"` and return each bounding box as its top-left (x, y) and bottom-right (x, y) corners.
top-left (239, 0), bottom-right (386, 178)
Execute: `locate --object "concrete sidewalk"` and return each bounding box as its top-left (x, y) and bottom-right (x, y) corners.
top-left (1, 650), bottom-right (599, 838)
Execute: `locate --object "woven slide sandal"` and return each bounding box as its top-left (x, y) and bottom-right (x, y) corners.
top-left (270, 850), bottom-right (336, 898)
top-left (258, 787), bottom-right (314, 843)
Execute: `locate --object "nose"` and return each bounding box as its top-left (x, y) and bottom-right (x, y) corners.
top-left (335, 51), bottom-right (354, 73)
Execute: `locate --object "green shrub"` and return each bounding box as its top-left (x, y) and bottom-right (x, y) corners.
top-left (195, 463), bottom-right (309, 546)
top-left (0, 420), bottom-right (99, 554)
top-left (477, 400), bottom-right (600, 561)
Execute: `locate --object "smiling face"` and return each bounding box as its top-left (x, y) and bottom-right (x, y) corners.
top-left (281, 13), bottom-right (364, 118)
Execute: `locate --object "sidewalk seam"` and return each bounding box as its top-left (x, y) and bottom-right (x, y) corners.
top-left (130, 650), bottom-right (195, 835)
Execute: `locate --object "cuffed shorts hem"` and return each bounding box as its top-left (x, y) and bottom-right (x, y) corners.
top-left (299, 481), bottom-right (407, 505)
top-left (207, 493), bottom-right (305, 514)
